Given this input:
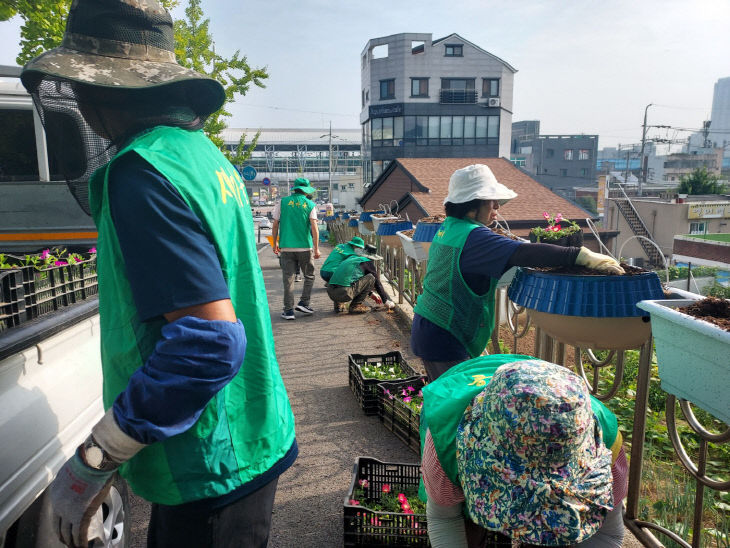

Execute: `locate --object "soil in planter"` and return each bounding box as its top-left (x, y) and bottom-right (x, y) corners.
top-left (679, 296), bottom-right (730, 332)
top-left (490, 226), bottom-right (521, 241)
top-left (531, 263), bottom-right (648, 276)
top-left (401, 229), bottom-right (415, 238)
top-left (419, 214), bottom-right (445, 224)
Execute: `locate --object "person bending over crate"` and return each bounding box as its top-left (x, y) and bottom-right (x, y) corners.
top-left (421, 355), bottom-right (627, 548)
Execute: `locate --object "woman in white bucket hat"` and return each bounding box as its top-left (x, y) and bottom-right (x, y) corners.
top-left (412, 164), bottom-right (623, 380)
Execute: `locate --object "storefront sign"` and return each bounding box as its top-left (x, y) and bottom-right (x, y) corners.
top-left (687, 202), bottom-right (730, 219)
top-left (369, 103), bottom-right (404, 118)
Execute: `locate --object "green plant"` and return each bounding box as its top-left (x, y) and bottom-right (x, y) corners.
top-left (529, 212), bottom-right (581, 242)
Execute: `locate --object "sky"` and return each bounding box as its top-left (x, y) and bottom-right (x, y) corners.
top-left (2, 0), bottom-right (729, 149)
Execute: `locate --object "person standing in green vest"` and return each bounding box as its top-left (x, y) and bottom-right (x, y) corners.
top-left (320, 236), bottom-right (365, 282)
top-left (421, 355), bottom-right (628, 548)
top-left (21, 2), bottom-right (296, 546)
top-left (272, 178), bottom-right (321, 320)
top-left (326, 244), bottom-right (394, 313)
top-left (412, 164), bottom-right (624, 380)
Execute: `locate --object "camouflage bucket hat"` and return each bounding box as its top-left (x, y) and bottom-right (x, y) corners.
top-left (20, 0), bottom-right (225, 118)
top-left (456, 359), bottom-right (613, 546)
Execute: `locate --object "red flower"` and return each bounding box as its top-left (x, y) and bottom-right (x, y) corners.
top-left (382, 483), bottom-right (391, 493)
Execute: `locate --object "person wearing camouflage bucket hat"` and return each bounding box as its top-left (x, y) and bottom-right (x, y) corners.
top-left (420, 355), bottom-right (628, 548)
top-left (21, 2), bottom-right (297, 547)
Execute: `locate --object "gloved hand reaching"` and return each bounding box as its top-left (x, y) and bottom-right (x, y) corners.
top-left (50, 409), bottom-right (145, 547)
top-left (575, 247), bottom-right (625, 275)
top-left (50, 451), bottom-right (115, 547)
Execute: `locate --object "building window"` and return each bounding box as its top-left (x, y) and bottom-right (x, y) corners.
top-left (440, 78), bottom-right (476, 104)
top-left (380, 79), bottom-right (395, 100)
top-left (578, 149), bottom-right (590, 160)
top-left (371, 116), bottom-right (404, 147)
top-left (560, 169), bottom-right (568, 177)
top-left (365, 90), bottom-right (369, 102)
top-left (546, 148), bottom-right (555, 159)
top-left (580, 168), bottom-right (588, 176)
top-left (689, 222), bottom-right (706, 234)
top-left (564, 149), bottom-right (574, 161)
top-left (411, 78), bottom-right (429, 97)
top-left (482, 78), bottom-right (500, 97)
top-left (361, 89), bottom-right (365, 107)
top-left (445, 44), bottom-right (463, 57)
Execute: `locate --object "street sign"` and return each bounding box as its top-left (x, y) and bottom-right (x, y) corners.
top-left (241, 166), bottom-right (257, 181)
top-left (263, 177), bottom-right (271, 186)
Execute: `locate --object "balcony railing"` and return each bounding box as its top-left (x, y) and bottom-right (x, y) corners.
top-left (324, 218), bottom-right (730, 548)
top-left (439, 89), bottom-right (478, 104)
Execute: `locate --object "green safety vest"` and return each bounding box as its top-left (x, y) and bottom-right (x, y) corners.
top-left (414, 216), bottom-right (497, 358)
top-left (321, 243), bottom-right (356, 274)
top-left (88, 126), bottom-right (295, 505)
top-left (278, 193), bottom-right (315, 248)
top-left (420, 355), bottom-right (619, 493)
top-left (329, 255), bottom-right (371, 287)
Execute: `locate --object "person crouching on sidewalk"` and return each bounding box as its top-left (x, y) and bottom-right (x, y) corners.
top-left (326, 244), bottom-right (394, 313)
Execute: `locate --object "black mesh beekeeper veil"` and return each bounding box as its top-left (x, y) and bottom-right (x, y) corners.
top-left (28, 76), bottom-right (203, 216)
top-left (29, 77), bottom-right (116, 216)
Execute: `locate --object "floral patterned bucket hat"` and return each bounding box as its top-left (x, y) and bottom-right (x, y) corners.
top-left (455, 359), bottom-right (613, 546)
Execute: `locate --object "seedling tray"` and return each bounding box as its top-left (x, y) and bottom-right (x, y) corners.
top-left (348, 352), bottom-right (418, 416)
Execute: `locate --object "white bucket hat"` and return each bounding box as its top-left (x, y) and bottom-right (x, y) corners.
top-left (443, 164), bottom-right (517, 205)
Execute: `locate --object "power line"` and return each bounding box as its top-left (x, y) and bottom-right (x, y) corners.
top-left (238, 103), bottom-right (358, 119)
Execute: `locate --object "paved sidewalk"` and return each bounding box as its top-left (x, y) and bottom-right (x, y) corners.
top-left (264, 244), bottom-right (422, 547)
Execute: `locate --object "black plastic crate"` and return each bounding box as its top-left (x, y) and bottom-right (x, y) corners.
top-left (348, 352), bottom-right (418, 416)
top-left (378, 377), bottom-right (427, 455)
top-left (0, 270), bottom-right (25, 332)
top-left (343, 457), bottom-right (428, 547)
top-left (12, 257), bottom-right (98, 320)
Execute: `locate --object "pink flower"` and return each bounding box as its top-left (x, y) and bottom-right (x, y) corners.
top-left (398, 493), bottom-right (407, 503)
top-left (401, 389), bottom-right (408, 397)
top-left (403, 396), bottom-right (412, 403)
top-left (88, 247), bottom-right (97, 253)
top-left (406, 386), bottom-right (415, 392)
top-left (382, 484), bottom-right (391, 493)
top-left (358, 479), bottom-right (369, 488)
top-left (417, 390), bottom-right (423, 397)
top-left (40, 249), bottom-right (51, 259)
top-left (542, 211), bottom-right (550, 220)
top-left (54, 260), bottom-right (68, 266)
top-left (555, 213), bottom-right (564, 223)
top-left (349, 499), bottom-right (359, 505)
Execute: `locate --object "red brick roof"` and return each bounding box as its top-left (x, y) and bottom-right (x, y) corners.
top-left (395, 157), bottom-right (591, 222)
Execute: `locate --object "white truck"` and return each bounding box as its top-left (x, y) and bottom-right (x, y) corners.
top-left (0, 66), bottom-right (130, 548)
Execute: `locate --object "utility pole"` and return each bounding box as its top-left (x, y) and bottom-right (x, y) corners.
top-left (328, 120), bottom-right (333, 203)
top-left (638, 103), bottom-right (653, 197)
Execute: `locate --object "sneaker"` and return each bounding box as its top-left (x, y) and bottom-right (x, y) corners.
top-left (281, 309), bottom-right (295, 320)
top-left (349, 303), bottom-right (370, 314)
top-left (334, 302), bottom-right (346, 313)
top-left (295, 302), bottom-right (314, 314)
top-left (294, 274), bottom-right (302, 282)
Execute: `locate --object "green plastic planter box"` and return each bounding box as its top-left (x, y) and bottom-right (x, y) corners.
top-left (637, 299), bottom-right (730, 424)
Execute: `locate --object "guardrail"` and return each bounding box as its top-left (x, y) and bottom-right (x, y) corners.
top-left (326, 217), bottom-right (729, 548)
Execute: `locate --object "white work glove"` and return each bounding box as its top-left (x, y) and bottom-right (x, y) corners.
top-left (385, 299), bottom-right (395, 310)
top-left (576, 247), bottom-right (625, 275)
top-left (50, 409), bottom-right (145, 547)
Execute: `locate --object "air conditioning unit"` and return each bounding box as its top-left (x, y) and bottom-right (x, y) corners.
top-left (488, 97), bottom-right (501, 107)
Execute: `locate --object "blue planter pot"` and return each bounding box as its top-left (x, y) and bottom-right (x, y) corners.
top-left (359, 210), bottom-right (384, 223)
top-left (413, 222), bottom-right (442, 243)
top-left (376, 221), bottom-right (413, 236)
top-left (637, 298), bottom-right (730, 424)
top-left (348, 218), bottom-right (359, 227)
top-left (508, 267), bottom-right (665, 350)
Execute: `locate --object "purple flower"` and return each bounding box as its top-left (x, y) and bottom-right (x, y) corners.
top-left (54, 260), bottom-right (68, 266)
top-left (40, 249), bottom-right (51, 259)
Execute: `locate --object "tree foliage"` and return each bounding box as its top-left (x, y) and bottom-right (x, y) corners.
top-left (1, 0), bottom-right (260, 160)
top-left (677, 167), bottom-right (726, 195)
top-left (173, 0), bottom-right (266, 160)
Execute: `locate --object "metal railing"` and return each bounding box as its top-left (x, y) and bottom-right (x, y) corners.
top-left (439, 89), bottom-right (478, 104)
top-left (325, 218), bottom-right (729, 548)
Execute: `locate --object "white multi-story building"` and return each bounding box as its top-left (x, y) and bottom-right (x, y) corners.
top-left (360, 32), bottom-right (516, 185)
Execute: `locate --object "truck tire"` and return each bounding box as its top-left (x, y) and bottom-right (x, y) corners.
top-left (8, 474), bottom-right (131, 548)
